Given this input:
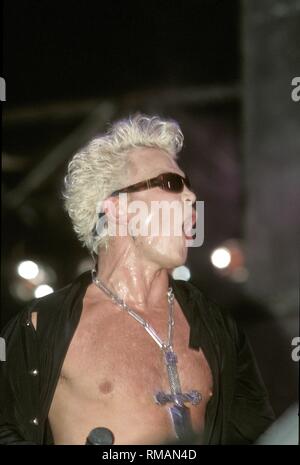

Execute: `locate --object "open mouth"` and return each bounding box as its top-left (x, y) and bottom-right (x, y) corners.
top-left (182, 209), bottom-right (197, 240)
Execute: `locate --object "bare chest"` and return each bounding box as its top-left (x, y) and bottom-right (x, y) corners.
top-left (60, 300), bottom-right (213, 403)
top-left (49, 298), bottom-right (214, 443)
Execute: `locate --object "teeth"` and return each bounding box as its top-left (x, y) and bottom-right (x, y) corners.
top-left (182, 212), bottom-right (196, 238)
top-left (182, 221), bottom-right (192, 237)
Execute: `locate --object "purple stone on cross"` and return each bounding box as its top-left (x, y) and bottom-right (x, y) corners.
top-left (154, 348), bottom-right (202, 440)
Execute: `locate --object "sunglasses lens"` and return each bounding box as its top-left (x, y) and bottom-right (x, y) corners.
top-left (163, 173), bottom-right (184, 192)
top-left (163, 173), bottom-right (193, 192)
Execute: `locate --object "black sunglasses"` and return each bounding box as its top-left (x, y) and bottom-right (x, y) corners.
top-left (93, 172), bottom-right (192, 237)
top-left (110, 172), bottom-right (192, 197)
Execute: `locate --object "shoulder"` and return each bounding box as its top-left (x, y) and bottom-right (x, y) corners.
top-left (28, 269), bottom-right (92, 316)
top-left (30, 282), bottom-right (73, 315)
top-left (173, 278), bottom-right (240, 344)
top-left (1, 284), bottom-right (71, 337)
top-left (2, 270), bottom-right (91, 336)
top-left (30, 283), bottom-right (73, 330)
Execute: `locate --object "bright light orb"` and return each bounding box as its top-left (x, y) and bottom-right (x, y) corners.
top-left (34, 284), bottom-right (54, 298)
top-left (210, 247), bottom-right (231, 269)
top-left (172, 265), bottom-right (191, 281)
top-left (17, 260), bottom-right (39, 280)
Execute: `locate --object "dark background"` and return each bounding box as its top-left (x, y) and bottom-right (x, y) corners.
top-left (1, 0), bottom-right (299, 420)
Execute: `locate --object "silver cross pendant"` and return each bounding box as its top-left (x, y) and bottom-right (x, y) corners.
top-left (154, 349), bottom-right (202, 440)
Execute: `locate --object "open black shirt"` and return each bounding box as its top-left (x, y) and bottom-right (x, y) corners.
top-left (0, 270), bottom-right (275, 444)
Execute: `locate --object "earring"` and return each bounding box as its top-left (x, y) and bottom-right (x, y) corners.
top-left (95, 212), bottom-right (107, 236)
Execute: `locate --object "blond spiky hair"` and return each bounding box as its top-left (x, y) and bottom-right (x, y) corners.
top-left (62, 113), bottom-right (184, 254)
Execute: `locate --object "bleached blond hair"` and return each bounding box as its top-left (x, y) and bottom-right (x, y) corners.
top-left (63, 114), bottom-right (184, 254)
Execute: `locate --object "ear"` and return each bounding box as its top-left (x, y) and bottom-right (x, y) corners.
top-left (103, 196), bottom-right (128, 225)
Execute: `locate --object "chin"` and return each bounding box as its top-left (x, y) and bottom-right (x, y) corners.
top-left (141, 235), bottom-right (188, 269)
top-left (161, 242), bottom-right (188, 269)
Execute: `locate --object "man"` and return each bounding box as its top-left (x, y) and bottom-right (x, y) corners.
top-left (0, 114), bottom-right (274, 445)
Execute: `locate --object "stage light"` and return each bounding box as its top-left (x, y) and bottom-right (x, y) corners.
top-left (11, 257), bottom-right (57, 302)
top-left (10, 280), bottom-right (35, 302)
top-left (210, 240), bottom-right (248, 282)
top-left (210, 247), bottom-right (231, 269)
top-left (17, 260), bottom-right (39, 280)
top-left (34, 284), bottom-right (54, 298)
top-left (231, 267), bottom-right (249, 283)
top-left (172, 265), bottom-right (191, 281)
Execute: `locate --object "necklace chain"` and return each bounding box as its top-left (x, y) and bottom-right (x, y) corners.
top-left (91, 269), bottom-right (175, 351)
top-left (91, 269), bottom-right (202, 441)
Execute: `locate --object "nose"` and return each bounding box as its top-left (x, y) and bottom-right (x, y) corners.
top-left (182, 184), bottom-right (196, 205)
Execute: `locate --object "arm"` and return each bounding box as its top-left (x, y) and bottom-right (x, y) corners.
top-left (225, 324), bottom-right (276, 444)
top-left (0, 310), bottom-right (38, 445)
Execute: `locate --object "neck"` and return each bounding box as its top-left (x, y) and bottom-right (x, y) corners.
top-left (93, 241), bottom-right (171, 314)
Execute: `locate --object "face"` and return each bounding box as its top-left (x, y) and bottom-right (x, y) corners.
top-left (117, 148), bottom-right (197, 270)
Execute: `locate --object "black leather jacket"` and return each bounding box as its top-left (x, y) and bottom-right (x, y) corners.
top-left (0, 270), bottom-right (275, 444)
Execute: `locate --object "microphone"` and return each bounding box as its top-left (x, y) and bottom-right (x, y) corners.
top-left (85, 427), bottom-right (115, 445)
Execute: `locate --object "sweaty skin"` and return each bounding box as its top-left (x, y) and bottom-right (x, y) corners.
top-left (48, 290), bottom-right (213, 445)
top-left (44, 148), bottom-right (213, 444)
